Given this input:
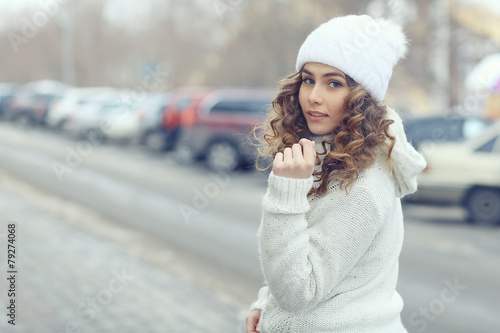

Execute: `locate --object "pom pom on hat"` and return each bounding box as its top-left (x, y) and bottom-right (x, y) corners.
top-left (295, 15), bottom-right (408, 103)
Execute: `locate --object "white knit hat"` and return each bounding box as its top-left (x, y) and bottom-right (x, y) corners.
top-left (295, 15), bottom-right (408, 103)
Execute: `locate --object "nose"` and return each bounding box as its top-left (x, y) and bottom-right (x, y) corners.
top-left (308, 84), bottom-right (323, 105)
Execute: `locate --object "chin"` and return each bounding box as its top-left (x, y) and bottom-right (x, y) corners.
top-left (306, 121), bottom-right (338, 136)
top-left (308, 127), bottom-right (332, 136)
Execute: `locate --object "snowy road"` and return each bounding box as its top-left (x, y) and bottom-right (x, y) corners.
top-left (0, 123), bottom-right (499, 333)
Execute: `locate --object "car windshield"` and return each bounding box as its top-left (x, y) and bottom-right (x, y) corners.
top-left (100, 102), bottom-right (137, 114)
top-left (404, 116), bottom-right (495, 149)
top-left (210, 99), bottom-right (270, 115)
top-left (463, 118), bottom-right (493, 140)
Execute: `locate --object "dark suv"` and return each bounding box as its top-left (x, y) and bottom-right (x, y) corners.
top-left (174, 87), bottom-right (274, 172)
top-left (5, 80), bottom-right (69, 126)
top-left (0, 83), bottom-right (18, 119)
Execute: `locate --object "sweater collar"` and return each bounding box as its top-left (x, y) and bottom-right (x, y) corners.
top-left (306, 132), bottom-right (335, 155)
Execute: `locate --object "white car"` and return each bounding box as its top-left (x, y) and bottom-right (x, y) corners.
top-left (100, 102), bottom-right (141, 142)
top-left (408, 120), bottom-right (500, 225)
top-left (46, 87), bottom-right (115, 129)
top-left (63, 93), bottom-right (139, 143)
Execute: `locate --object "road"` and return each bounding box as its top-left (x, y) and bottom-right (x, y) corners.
top-left (0, 171), bottom-right (245, 333)
top-left (0, 123), bottom-right (499, 333)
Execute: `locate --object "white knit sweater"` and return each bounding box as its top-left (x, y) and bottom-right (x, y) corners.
top-left (250, 108), bottom-right (426, 332)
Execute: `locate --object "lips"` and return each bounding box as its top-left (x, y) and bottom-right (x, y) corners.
top-left (306, 110), bottom-right (328, 121)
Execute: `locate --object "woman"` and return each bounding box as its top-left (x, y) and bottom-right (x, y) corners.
top-left (246, 15), bottom-right (426, 333)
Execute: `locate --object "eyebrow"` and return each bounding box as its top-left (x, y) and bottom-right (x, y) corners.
top-left (302, 68), bottom-right (346, 80)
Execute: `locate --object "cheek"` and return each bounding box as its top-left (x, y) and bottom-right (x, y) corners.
top-left (298, 88), bottom-right (306, 108)
top-left (328, 98), bottom-right (346, 118)
top-left (298, 91), bottom-right (309, 116)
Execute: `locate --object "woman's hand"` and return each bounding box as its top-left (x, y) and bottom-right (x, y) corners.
top-left (246, 309), bottom-right (262, 333)
top-left (273, 138), bottom-right (316, 179)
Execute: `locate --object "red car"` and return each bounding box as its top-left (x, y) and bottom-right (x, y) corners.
top-left (173, 87), bottom-right (274, 172)
top-left (138, 87), bottom-right (213, 151)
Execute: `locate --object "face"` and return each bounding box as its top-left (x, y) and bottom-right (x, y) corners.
top-left (298, 62), bottom-right (351, 135)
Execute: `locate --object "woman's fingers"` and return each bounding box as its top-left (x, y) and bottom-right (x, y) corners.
top-left (291, 143), bottom-right (303, 161)
top-left (299, 138), bottom-right (316, 164)
top-left (273, 152), bottom-right (285, 176)
top-left (246, 317), bottom-right (256, 333)
top-left (283, 147), bottom-right (293, 161)
top-left (272, 139), bottom-right (316, 179)
top-left (246, 309), bottom-right (262, 333)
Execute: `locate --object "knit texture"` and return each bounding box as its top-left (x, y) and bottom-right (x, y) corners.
top-left (250, 109), bottom-right (426, 332)
top-left (295, 15), bottom-right (408, 103)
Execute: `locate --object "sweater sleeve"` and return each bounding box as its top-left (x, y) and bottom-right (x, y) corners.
top-left (258, 172), bottom-right (386, 313)
top-left (249, 286), bottom-right (270, 313)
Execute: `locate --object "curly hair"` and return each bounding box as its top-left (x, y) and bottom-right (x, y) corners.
top-left (254, 69), bottom-right (396, 197)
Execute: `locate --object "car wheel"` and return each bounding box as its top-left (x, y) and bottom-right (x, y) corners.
top-left (465, 187), bottom-right (500, 226)
top-left (206, 140), bottom-right (240, 173)
top-left (145, 131), bottom-right (167, 151)
top-left (13, 113), bottom-right (31, 127)
top-left (84, 128), bottom-right (105, 144)
top-left (55, 119), bottom-right (66, 131)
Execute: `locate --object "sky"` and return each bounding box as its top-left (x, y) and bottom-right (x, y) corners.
top-left (0, 0), bottom-right (498, 10)
top-left (0, 0), bottom-right (157, 32)
top-left (0, 0), bottom-right (151, 14)
top-left (458, 0), bottom-right (500, 14)
top-left (0, 0), bottom-right (498, 23)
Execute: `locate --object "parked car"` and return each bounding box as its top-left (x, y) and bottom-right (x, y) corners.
top-left (0, 83), bottom-right (18, 119)
top-left (4, 80), bottom-right (69, 125)
top-left (407, 120), bottom-right (500, 225)
top-left (133, 92), bottom-right (171, 150)
top-left (403, 115), bottom-right (492, 149)
top-left (174, 87), bottom-right (274, 172)
top-left (100, 102), bottom-right (141, 142)
top-left (135, 87), bottom-right (214, 152)
top-left (46, 87), bottom-right (116, 130)
top-left (63, 91), bottom-right (139, 142)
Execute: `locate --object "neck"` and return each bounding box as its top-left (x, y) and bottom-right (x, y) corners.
top-left (307, 132), bottom-right (334, 143)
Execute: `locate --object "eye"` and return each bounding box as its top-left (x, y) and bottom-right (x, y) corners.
top-left (302, 78), bottom-right (315, 85)
top-left (329, 81), bottom-right (342, 88)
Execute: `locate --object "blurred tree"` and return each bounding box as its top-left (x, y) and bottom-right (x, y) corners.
top-left (0, 6), bottom-right (61, 83)
top-left (0, 0), bottom-right (497, 115)
top-left (199, 0), bottom-right (355, 87)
